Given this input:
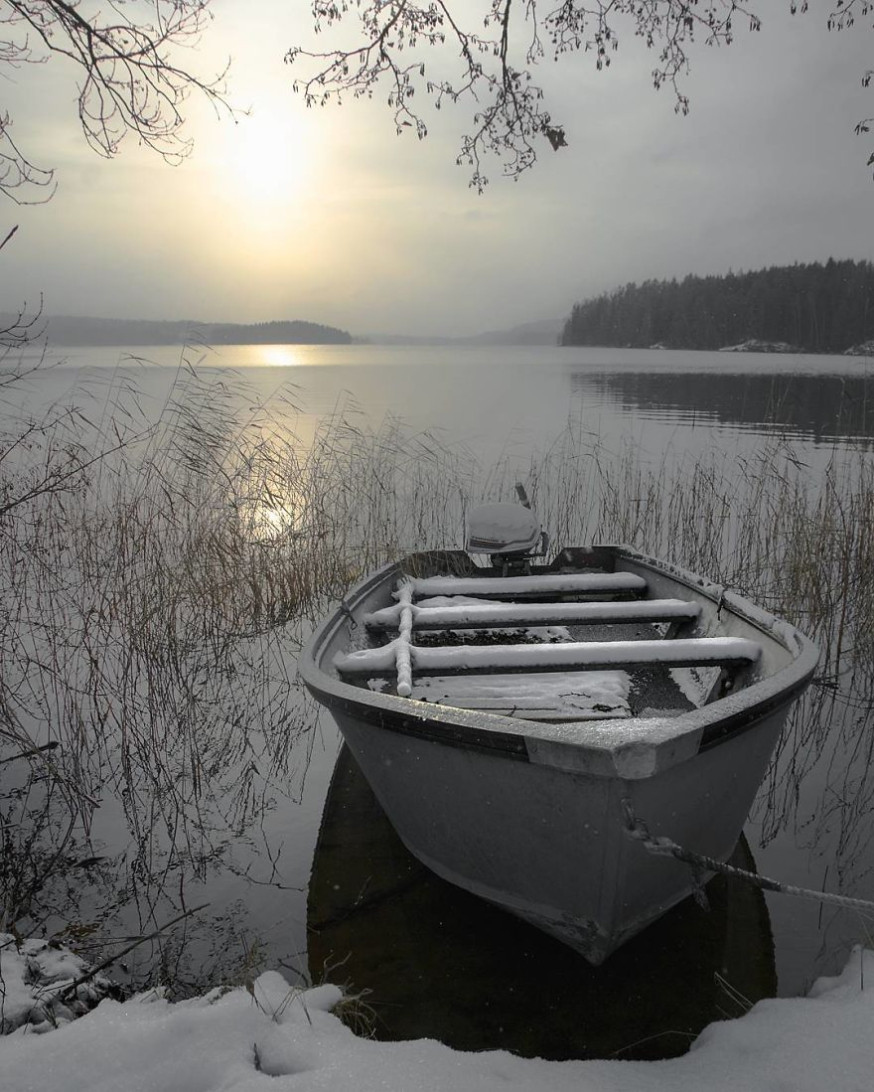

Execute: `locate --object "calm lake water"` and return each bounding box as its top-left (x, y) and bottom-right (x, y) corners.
top-left (5, 342), bottom-right (874, 1058)
top-left (18, 343), bottom-right (874, 455)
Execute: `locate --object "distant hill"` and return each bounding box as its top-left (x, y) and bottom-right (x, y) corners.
top-left (462, 318), bottom-right (564, 346)
top-left (363, 317), bottom-right (564, 347)
top-left (27, 315), bottom-right (352, 347)
top-left (17, 313), bottom-right (562, 350)
top-left (561, 259), bottom-right (874, 354)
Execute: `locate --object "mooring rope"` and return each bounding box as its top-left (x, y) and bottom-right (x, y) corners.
top-left (622, 799), bottom-right (874, 915)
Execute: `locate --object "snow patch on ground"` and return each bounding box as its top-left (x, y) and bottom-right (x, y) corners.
top-left (2, 941), bottom-right (874, 1091)
top-left (1, 935), bottom-right (118, 1034)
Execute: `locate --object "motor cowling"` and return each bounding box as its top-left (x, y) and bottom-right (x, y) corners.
top-left (465, 502), bottom-right (544, 557)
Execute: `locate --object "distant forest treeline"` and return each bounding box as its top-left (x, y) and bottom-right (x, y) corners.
top-left (32, 316), bottom-right (352, 346)
top-left (561, 260), bottom-right (874, 352)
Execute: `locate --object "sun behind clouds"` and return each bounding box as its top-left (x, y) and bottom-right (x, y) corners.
top-left (213, 106), bottom-right (316, 235)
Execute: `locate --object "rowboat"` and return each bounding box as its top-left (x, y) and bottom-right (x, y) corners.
top-left (299, 501), bottom-right (819, 964)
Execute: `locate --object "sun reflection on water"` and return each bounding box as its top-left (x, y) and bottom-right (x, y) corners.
top-left (258, 346), bottom-right (304, 368)
top-left (237, 491), bottom-right (306, 544)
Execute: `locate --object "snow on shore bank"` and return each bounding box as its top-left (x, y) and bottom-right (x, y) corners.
top-left (0, 936), bottom-right (119, 1035)
top-left (2, 945), bottom-right (874, 1092)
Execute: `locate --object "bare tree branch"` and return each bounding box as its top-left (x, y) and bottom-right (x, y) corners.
top-left (0, 0), bottom-right (232, 201)
top-left (287, 1), bottom-right (872, 189)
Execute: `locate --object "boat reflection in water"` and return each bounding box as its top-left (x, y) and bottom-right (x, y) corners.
top-left (307, 745), bottom-right (776, 1062)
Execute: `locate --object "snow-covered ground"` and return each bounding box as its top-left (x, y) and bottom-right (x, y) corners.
top-left (2, 938), bottom-right (874, 1092)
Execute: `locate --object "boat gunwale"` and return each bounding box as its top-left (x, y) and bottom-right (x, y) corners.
top-left (298, 545), bottom-right (820, 780)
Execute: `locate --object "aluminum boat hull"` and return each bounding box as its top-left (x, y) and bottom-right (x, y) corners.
top-left (300, 545), bottom-right (818, 963)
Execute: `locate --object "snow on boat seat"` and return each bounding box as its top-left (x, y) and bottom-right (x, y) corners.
top-left (334, 637), bottom-right (762, 677)
top-left (335, 574), bottom-right (762, 703)
top-left (406, 573), bottom-right (647, 599)
top-left (363, 597), bottom-right (700, 631)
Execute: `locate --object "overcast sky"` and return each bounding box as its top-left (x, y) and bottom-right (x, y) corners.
top-left (1, 1), bottom-right (872, 338)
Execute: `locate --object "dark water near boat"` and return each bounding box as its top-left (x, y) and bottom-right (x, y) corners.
top-left (309, 746), bottom-right (776, 1061)
top-left (5, 343), bottom-right (874, 1058)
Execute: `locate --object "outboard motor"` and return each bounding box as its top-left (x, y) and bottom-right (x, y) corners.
top-left (465, 486), bottom-right (549, 574)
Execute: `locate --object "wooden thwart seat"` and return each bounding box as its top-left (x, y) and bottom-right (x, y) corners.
top-left (334, 636), bottom-right (761, 678)
top-left (364, 598), bottom-right (700, 631)
top-left (406, 573), bottom-right (647, 599)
